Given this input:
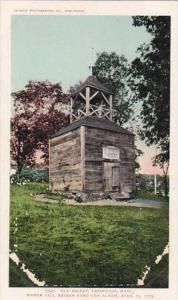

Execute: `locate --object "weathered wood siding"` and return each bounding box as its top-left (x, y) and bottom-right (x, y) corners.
top-left (49, 129), bottom-right (81, 192)
top-left (49, 125), bottom-right (135, 194)
top-left (85, 127), bottom-right (135, 193)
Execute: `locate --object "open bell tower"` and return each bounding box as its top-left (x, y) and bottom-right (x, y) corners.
top-left (70, 75), bottom-right (113, 123)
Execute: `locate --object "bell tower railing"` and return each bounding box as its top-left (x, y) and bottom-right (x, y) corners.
top-left (70, 86), bottom-right (112, 123)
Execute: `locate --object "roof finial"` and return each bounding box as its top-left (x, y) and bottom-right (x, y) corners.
top-left (89, 64), bottom-right (93, 75)
top-left (89, 47), bottom-right (95, 76)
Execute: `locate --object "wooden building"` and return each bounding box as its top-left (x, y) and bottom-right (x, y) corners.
top-left (49, 75), bottom-right (135, 197)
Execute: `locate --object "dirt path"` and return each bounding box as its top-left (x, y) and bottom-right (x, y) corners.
top-left (34, 195), bottom-right (166, 208)
top-left (62, 198), bottom-right (165, 208)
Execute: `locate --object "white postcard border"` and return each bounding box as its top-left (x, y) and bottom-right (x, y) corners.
top-left (0, 1), bottom-right (178, 300)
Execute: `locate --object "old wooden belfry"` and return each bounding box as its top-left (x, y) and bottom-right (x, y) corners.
top-left (49, 75), bottom-right (135, 197)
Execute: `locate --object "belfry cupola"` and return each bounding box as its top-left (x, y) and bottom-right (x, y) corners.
top-left (70, 75), bottom-right (113, 123)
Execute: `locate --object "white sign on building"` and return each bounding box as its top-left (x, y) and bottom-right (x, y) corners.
top-left (103, 145), bottom-right (120, 160)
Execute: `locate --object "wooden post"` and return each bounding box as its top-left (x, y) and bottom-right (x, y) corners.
top-left (99, 105), bottom-right (102, 117)
top-left (70, 97), bottom-right (73, 123)
top-left (154, 174), bottom-right (157, 195)
top-left (81, 126), bottom-right (85, 192)
top-left (109, 95), bottom-right (112, 121)
top-left (48, 139), bottom-right (51, 191)
top-left (86, 87), bottom-right (90, 116)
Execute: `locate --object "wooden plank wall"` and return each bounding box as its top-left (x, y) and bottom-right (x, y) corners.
top-left (49, 125), bottom-right (135, 194)
top-left (49, 129), bottom-right (81, 192)
top-left (85, 127), bottom-right (135, 193)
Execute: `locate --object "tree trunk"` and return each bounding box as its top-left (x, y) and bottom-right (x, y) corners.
top-left (163, 174), bottom-right (168, 197)
top-left (17, 164), bottom-right (23, 183)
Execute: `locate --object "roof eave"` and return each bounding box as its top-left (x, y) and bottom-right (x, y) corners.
top-left (71, 84), bottom-right (111, 97)
top-left (50, 116), bottom-right (134, 139)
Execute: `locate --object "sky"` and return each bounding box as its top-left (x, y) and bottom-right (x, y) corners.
top-left (11, 15), bottom-right (162, 175)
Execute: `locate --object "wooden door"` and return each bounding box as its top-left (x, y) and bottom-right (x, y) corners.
top-left (103, 163), bottom-right (120, 191)
top-left (103, 162), bottom-right (112, 191)
top-left (112, 166), bottom-right (120, 191)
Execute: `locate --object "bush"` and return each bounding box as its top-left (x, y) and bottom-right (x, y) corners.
top-left (10, 167), bottom-right (49, 184)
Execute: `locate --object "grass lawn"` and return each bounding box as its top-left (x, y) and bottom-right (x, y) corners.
top-left (10, 183), bottom-right (169, 288)
top-left (133, 190), bottom-right (169, 202)
top-left (9, 260), bottom-right (36, 287)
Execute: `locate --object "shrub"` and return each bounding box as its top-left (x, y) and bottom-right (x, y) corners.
top-left (10, 166), bottom-right (49, 183)
top-left (74, 195), bottom-right (82, 203)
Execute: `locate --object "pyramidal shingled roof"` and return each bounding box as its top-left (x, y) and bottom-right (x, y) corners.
top-left (72, 75), bottom-right (111, 95)
top-left (51, 116), bottom-right (134, 139)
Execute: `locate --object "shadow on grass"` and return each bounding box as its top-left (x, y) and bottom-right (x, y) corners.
top-left (9, 260), bottom-right (36, 287)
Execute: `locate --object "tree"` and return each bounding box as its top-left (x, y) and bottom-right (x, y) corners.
top-left (129, 16), bottom-right (170, 195)
top-left (92, 51), bottom-right (132, 125)
top-left (11, 80), bottom-right (69, 181)
top-left (129, 17), bottom-right (170, 159)
top-left (134, 147), bottom-right (144, 171)
top-left (153, 153), bottom-right (169, 196)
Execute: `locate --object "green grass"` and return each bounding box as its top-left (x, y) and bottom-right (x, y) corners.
top-left (133, 190), bottom-right (169, 202)
top-left (10, 183), bottom-right (169, 288)
top-left (9, 260), bottom-right (36, 287)
top-left (144, 254), bottom-right (168, 288)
